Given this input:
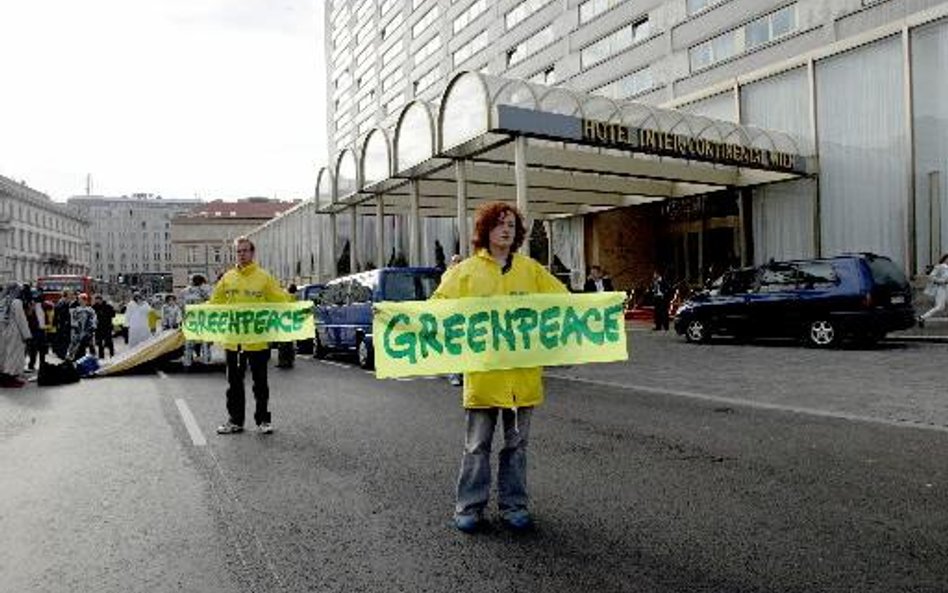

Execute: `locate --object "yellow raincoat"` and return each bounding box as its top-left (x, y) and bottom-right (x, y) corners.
top-left (209, 262), bottom-right (292, 351)
top-left (432, 249), bottom-right (567, 409)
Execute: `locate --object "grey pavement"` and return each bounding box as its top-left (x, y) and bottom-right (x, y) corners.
top-left (2, 330), bottom-right (948, 592)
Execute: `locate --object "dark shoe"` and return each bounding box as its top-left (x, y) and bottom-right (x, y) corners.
top-left (501, 510), bottom-right (534, 531)
top-left (917, 317), bottom-right (925, 328)
top-left (454, 514), bottom-right (482, 534)
top-left (216, 421), bottom-right (244, 434)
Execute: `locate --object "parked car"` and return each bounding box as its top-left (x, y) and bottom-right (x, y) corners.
top-left (673, 253), bottom-right (915, 347)
top-left (295, 283), bottom-right (326, 354)
top-left (313, 267), bottom-right (442, 368)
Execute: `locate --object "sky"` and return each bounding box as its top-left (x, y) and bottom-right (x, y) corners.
top-left (0, 0), bottom-right (327, 203)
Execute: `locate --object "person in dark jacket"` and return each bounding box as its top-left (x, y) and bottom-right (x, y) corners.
top-left (52, 290), bottom-right (77, 359)
top-left (92, 295), bottom-right (116, 359)
top-left (651, 270), bottom-right (671, 331)
top-left (583, 265), bottom-right (614, 293)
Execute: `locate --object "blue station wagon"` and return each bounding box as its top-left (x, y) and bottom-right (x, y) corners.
top-left (673, 253), bottom-right (915, 347)
top-left (313, 267), bottom-right (442, 368)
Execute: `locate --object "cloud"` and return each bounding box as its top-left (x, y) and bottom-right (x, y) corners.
top-left (0, 0), bottom-right (327, 201)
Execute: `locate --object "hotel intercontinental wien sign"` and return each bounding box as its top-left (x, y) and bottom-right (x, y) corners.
top-left (492, 105), bottom-right (808, 175)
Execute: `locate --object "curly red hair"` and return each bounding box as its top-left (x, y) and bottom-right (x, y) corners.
top-left (472, 201), bottom-right (527, 253)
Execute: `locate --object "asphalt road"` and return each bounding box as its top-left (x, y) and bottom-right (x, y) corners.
top-left (2, 331), bottom-right (947, 593)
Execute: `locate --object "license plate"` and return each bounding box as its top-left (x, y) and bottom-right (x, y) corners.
top-left (891, 295), bottom-right (905, 304)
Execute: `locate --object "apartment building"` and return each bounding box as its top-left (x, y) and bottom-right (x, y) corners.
top-left (67, 193), bottom-right (201, 294)
top-left (0, 175), bottom-right (89, 283)
top-left (313, 0), bottom-right (948, 289)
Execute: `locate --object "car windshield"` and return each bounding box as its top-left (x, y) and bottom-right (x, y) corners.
top-left (382, 271), bottom-right (441, 301)
top-left (866, 256), bottom-right (908, 289)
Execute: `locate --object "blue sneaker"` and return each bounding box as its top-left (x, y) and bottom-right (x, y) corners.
top-left (502, 510), bottom-right (533, 531)
top-left (453, 514), bottom-right (481, 534)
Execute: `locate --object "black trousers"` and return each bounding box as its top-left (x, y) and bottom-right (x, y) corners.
top-left (96, 332), bottom-right (114, 358)
top-left (654, 298), bottom-right (670, 330)
top-left (225, 349), bottom-right (271, 426)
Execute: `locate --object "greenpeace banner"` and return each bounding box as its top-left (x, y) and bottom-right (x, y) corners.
top-left (182, 301), bottom-right (313, 344)
top-left (373, 292), bottom-right (628, 379)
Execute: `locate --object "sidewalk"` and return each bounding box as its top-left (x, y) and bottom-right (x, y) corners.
top-left (627, 318), bottom-right (948, 342)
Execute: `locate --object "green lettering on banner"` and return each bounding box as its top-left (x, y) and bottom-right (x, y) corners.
top-left (442, 313), bottom-right (465, 355)
top-left (383, 313), bottom-right (417, 363)
top-left (490, 309), bottom-right (516, 351)
top-left (228, 311), bottom-right (240, 335)
top-left (560, 306), bottom-right (583, 345)
top-left (254, 310), bottom-right (268, 334)
top-left (278, 311), bottom-right (292, 332)
top-left (240, 311), bottom-right (254, 335)
top-left (207, 312), bottom-right (220, 335)
top-left (419, 313), bottom-right (443, 358)
top-left (539, 306), bottom-right (561, 349)
top-left (603, 304), bottom-right (624, 342)
top-left (580, 308), bottom-right (605, 345)
top-left (466, 311), bottom-right (489, 353)
top-left (291, 310), bottom-right (305, 331)
top-left (512, 308), bottom-right (539, 350)
top-left (266, 310), bottom-right (283, 332)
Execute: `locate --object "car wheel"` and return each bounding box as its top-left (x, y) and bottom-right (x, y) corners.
top-left (313, 334), bottom-right (326, 359)
top-left (684, 319), bottom-right (710, 343)
top-left (357, 337), bottom-right (374, 370)
top-left (805, 319), bottom-right (837, 348)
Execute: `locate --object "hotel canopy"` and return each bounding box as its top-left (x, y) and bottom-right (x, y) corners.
top-left (310, 70), bottom-right (817, 269)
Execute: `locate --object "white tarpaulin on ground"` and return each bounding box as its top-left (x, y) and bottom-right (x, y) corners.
top-left (96, 329), bottom-right (185, 376)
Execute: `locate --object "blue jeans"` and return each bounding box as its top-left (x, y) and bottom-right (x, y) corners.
top-left (455, 407), bottom-right (533, 519)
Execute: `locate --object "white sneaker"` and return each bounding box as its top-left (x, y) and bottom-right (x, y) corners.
top-left (257, 422), bottom-right (273, 434)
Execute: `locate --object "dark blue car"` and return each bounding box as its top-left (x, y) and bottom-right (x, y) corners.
top-left (673, 253), bottom-right (915, 347)
top-left (313, 267), bottom-right (442, 368)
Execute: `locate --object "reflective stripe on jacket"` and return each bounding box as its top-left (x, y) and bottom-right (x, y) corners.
top-left (209, 262), bottom-right (291, 351)
top-left (432, 249), bottom-right (568, 409)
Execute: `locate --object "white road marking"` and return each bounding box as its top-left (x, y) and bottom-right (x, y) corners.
top-left (175, 399), bottom-right (208, 446)
top-left (546, 373), bottom-right (948, 434)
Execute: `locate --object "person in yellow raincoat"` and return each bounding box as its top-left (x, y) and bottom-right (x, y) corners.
top-left (211, 236), bottom-right (292, 435)
top-left (432, 201), bottom-right (567, 533)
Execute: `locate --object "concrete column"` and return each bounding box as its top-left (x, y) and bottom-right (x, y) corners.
top-left (456, 160), bottom-right (468, 257)
top-left (514, 137), bottom-right (530, 254)
top-left (349, 206), bottom-right (358, 273)
top-left (376, 197), bottom-right (385, 270)
top-left (329, 212), bottom-right (338, 277)
top-left (409, 179), bottom-right (421, 265)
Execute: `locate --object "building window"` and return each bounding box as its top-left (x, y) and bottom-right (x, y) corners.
top-left (413, 67), bottom-right (440, 96)
top-left (381, 68), bottom-right (402, 93)
top-left (506, 0), bottom-right (555, 31)
top-left (579, 17), bottom-right (651, 69)
top-left (506, 25), bottom-right (555, 67)
top-left (358, 90), bottom-right (377, 112)
top-left (381, 41), bottom-right (404, 70)
top-left (381, 11), bottom-right (404, 40)
top-left (380, 0), bottom-right (400, 17)
top-left (415, 34), bottom-right (442, 63)
top-left (412, 6), bottom-right (439, 39)
top-left (453, 0), bottom-right (488, 34)
top-left (686, 0), bottom-right (728, 16)
top-left (689, 4), bottom-right (797, 71)
top-left (592, 66), bottom-right (653, 99)
top-left (578, 0), bottom-right (628, 25)
top-left (528, 65), bottom-right (557, 85)
top-left (453, 29), bottom-right (489, 67)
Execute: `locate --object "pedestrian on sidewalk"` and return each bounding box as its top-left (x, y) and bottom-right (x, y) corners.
top-left (52, 290), bottom-right (77, 359)
top-left (212, 236), bottom-right (292, 435)
top-left (180, 274), bottom-right (213, 368)
top-left (1, 283), bottom-right (32, 388)
top-left (125, 292), bottom-right (153, 347)
top-left (92, 295), bottom-right (116, 359)
top-left (161, 294), bottom-right (182, 330)
top-left (23, 286), bottom-right (48, 371)
top-left (651, 270), bottom-right (671, 331)
top-left (919, 254), bottom-right (948, 328)
top-left (432, 201), bottom-right (567, 533)
top-left (276, 283), bottom-right (298, 369)
top-left (66, 293), bottom-right (97, 361)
